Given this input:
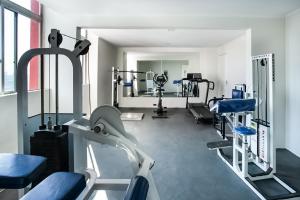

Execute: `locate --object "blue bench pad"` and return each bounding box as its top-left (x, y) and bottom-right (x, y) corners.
top-left (21, 172), bottom-right (86, 200)
top-left (124, 82), bottom-right (133, 87)
top-left (212, 99), bottom-right (256, 113)
top-left (124, 176), bottom-right (149, 200)
top-left (234, 126), bottom-right (256, 135)
top-left (173, 80), bottom-right (182, 84)
top-left (0, 153), bottom-right (46, 189)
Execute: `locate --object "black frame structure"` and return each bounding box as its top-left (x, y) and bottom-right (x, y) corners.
top-left (0, 0), bottom-right (42, 93)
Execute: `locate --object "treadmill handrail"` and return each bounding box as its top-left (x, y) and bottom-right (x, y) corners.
top-left (185, 78), bottom-right (215, 107)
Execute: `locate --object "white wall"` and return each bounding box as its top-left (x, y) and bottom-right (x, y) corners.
top-left (88, 33), bottom-right (99, 111)
top-left (42, 8), bottom-right (285, 148)
top-left (0, 91), bottom-right (49, 153)
top-left (249, 22), bottom-right (286, 150)
top-left (217, 31), bottom-right (251, 97)
top-left (43, 8), bottom-right (75, 113)
top-left (43, 9), bottom-right (97, 115)
top-left (285, 9), bottom-right (300, 157)
top-left (217, 29), bottom-right (286, 149)
top-left (97, 38), bottom-right (117, 106)
top-left (83, 30), bottom-right (99, 114)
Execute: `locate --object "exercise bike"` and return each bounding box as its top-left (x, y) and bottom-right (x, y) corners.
top-left (152, 73), bottom-right (168, 119)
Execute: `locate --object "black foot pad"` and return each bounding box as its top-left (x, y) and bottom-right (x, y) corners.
top-left (152, 115), bottom-right (168, 119)
top-left (207, 140), bottom-right (232, 150)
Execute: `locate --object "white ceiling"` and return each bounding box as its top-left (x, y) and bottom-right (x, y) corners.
top-left (41, 0), bottom-right (300, 18)
top-left (87, 29), bottom-right (245, 47)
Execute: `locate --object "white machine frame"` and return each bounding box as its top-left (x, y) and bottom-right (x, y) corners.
top-left (16, 29), bottom-right (159, 199)
top-left (112, 66), bottom-right (120, 107)
top-left (146, 70), bottom-right (155, 94)
top-left (213, 54), bottom-right (297, 200)
top-left (66, 106), bottom-right (160, 200)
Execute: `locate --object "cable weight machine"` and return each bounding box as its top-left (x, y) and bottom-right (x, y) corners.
top-left (208, 54), bottom-right (299, 200)
top-left (111, 67), bottom-right (145, 107)
top-left (17, 29), bottom-right (91, 184)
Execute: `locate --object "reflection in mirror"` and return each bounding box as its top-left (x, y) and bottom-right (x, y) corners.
top-left (123, 60), bottom-right (189, 97)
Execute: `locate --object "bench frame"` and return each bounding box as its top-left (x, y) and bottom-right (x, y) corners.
top-left (66, 105), bottom-right (160, 200)
top-left (209, 54), bottom-right (299, 200)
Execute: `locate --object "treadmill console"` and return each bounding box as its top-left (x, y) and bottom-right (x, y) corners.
top-left (187, 73), bottom-right (202, 80)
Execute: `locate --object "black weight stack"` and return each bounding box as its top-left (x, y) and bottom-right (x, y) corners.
top-left (30, 127), bottom-right (69, 186)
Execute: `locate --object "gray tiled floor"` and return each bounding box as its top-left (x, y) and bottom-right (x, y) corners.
top-left (1, 108), bottom-right (300, 200)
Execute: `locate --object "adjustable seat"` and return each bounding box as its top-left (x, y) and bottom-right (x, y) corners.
top-left (123, 82), bottom-right (133, 87)
top-left (234, 126), bottom-right (256, 136)
top-left (21, 173), bottom-right (149, 200)
top-left (20, 172), bottom-right (86, 200)
top-left (0, 153), bottom-right (46, 189)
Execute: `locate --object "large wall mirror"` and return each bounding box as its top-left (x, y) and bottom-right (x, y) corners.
top-left (122, 51), bottom-right (200, 98)
top-left (135, 60), bottom-right (189, 97)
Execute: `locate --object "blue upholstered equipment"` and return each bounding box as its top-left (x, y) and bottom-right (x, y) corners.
top-left (232, 89), bottom-right (244, 99)
top-left (123, 82), bottom-right (133, 87)
top-left (0, 153), bottom-right (46, 189)
top-left (21, 172), bottom-right (86, 200)
top-left (234, 126), bottom-right (256, 136)
top-left (211, 99), bottom-right (256, 114)
top-left (124, 176), bottom-right (149, 200)
top-left (173, 80), bottom-right (182, 84)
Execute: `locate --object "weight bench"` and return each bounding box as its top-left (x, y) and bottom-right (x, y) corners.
top-left (123, 82), bottom-right (133, 87)
top-left (210, 98), bottom-right (255, 114)
top-left (21, 172), bottom-right (149, 200)
top-left (20, 172), bottom-right (86, 200)
top-left (0, 153), bottom-right (46, 189)
top-left (207, 99), bottom-right (256, 150)
top-left (0, 153), bottom-right (150, 200)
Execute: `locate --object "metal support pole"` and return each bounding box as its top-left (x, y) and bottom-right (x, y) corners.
top-left (222, 116), bottom-right (226, 139)
top-left (1, 5), bottom-right (4, 92)
top-left (14, 12), bottom-right (17, 91)
top-left (40, 54), bottom-right (45, 126)
top-left (55, 54), bottom-right (59, 125)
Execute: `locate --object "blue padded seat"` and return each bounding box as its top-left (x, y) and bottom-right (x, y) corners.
top-left (124, 176), bottom-right (149, 200)
top-left (21, 172), bottom-right (86, 200)
top-left (124, 82), bottom-right (133, 87)
top-left (212, 99), bottom-right (256, 114)
top-left (173, 80), bottom-right (182, 84)
top-left (0, 153), bottom-right (46, 189)
top-left (234, 126), bottom-right (256, 136)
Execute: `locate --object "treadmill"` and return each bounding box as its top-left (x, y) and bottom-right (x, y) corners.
top-left (184, 73), bottom-right (215, 123)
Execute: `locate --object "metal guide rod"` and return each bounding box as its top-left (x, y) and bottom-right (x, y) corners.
top-left (48, 54), bottom-right (52, 129)
top-left (17, 28), bottom-right (90, 152)
top-left (265, 58), bottom-right (268, 124)
top-left (256, 59), bottom-right (260, 157)
top-left (61, 33), bottom-right (80, 41)
top-left (40, 54), bottom-right (44, 126)
top-left (55, 54), bottom-right (59, 125)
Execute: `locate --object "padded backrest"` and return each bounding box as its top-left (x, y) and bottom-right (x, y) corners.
top-left (124, 82), bottom-right (133, 87)
top-left (232, 89), bottom-right (244, 99)
top-left (173, 80), bottom-right (182, 84)
top-left (20, 172), bottom-right (86, 200)
top-left (213, 99), bottom-right (256, 114)
top-left (124, 176), bottom-right (149, 200)
top-left (0, 153), bottom-right (46, 189)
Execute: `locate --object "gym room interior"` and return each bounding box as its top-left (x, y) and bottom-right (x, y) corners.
top-left (0, 0), bottom-right (300, 200)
